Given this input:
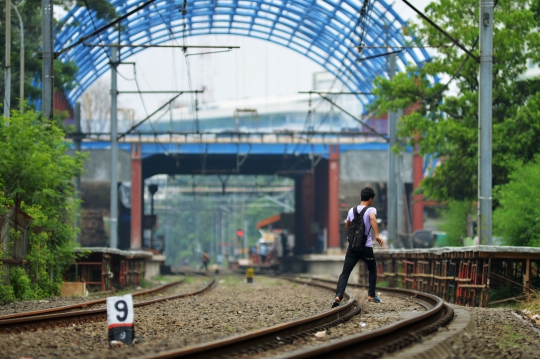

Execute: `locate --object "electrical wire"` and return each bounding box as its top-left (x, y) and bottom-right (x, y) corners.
top-left (81, 0), bottom-right (168, 152)
top-left (151, 1), bottom-right (207, 179)
top-left (293, 0), bottom-right (376, 155)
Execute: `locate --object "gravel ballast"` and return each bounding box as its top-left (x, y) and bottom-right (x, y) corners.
top-left (0, 276), bottom-right (333, 359)
top-left (448, 306), bottom-right (540, 359)
top-left (1, 275), bottom-right (539, 359)
top-left (0, 276), bottom-right (196, 317)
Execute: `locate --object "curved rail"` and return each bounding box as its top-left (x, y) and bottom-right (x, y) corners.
top-left (136, 277), bottom-right (453, 359)
top-left (275, 277), bottom-right (455, 359)
top-left (0, 278), bottom-right (187, 322)
top-left (135, 279), bottom-right (358, 359)
top-left (0, 278), bottom-right (215, 334)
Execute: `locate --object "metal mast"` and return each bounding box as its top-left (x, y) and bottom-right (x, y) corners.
top-left (387, 54), bottom-right (397, 247)
top-left (110, 47), bottom-right (119, 248)
top-left (478, 0), bottom-right (493, 245)
top-left (12, 3), bottom-right (24, 113)
top-left (42, 0), bottom-right (54, 119)
top-left (4, 0), bottom-right (11, 118)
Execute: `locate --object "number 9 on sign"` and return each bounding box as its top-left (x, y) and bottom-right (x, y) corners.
top-left (107, 294), bottom-right (135, 345)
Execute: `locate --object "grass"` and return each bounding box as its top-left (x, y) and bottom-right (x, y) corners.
top-left (225, 325), bottom-right (234, 332)
top-left (499, 324), bottom-right (526, 348)
top-left (514, 291), bottom-right (540, 313)
top-left (153, 275), bottom-right (188, 283)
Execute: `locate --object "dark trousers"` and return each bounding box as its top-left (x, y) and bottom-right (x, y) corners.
top-left (335, 246), bottom-right (377, 299)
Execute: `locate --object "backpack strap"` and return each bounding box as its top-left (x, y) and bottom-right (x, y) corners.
top-left (359, 206), bottom-right (372, 234)
top-left (352, 206), bottom-right (360, 219)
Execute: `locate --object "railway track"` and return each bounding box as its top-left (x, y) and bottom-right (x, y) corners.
top-left (0, 278), bottom-right (215, 334)
top-left (133, 277), bottom-right (453, 359)
top-left (0, 278), bottom-right (187, 322)
top-left (135, 278), bottom-right (359, 359)
top-left (276, 278), bottom-right (454, 359)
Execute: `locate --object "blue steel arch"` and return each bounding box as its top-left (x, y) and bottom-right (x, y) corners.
top-left (55, 0), bottom-right (430, 106)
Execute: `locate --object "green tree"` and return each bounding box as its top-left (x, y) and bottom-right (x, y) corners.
top-left (0, 110), bottom-right (85, 298)
top-left (0, 0), bottom-right (117, 111)
top-left (493, 158), bottom-right (540, 246)
top-left (372, 0), bottom-right (540, 202)
top-left (438, 201), bottom-right (475, 246)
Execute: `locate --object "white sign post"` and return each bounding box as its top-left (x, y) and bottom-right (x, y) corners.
top-left (107, 294), bottom-right (135, 346)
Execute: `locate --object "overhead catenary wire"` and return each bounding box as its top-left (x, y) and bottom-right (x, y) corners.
top-left (80, 0), bottom-right (171, 151)
top-left (292, 0), bottom-right (376, 156)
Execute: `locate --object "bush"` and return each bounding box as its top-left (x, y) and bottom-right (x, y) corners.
top-left (0, 284), bottom-right (15, 305)
top-left (494, 158), bottom-right (540, 246)
top-left (10, 267), bottom-right (34, 300)
top-left (439, 201), bottom-right (475, 246)
top-left (0, 110), bottom-right (86, 298)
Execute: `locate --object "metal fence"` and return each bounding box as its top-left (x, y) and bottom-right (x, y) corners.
top-left (1, 205), bottom-right (33, 282)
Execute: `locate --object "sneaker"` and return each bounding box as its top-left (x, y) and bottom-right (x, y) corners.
top-left (331, 300), bottom-right (340, 308)
top-left (109, 340), bottom-right (124, 348)
top-left (368, 296), bottom-right (382, 303)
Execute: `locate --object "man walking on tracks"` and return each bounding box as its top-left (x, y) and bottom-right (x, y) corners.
top-left (332, 187), bottom-right (384, 307)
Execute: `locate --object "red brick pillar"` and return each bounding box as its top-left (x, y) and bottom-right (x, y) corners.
top-left (131, 144), bottom-right (143, 249)
top-left (412, 147), bottom-right (424, 231)
top-left (327, 145), bottom-right (340, 251)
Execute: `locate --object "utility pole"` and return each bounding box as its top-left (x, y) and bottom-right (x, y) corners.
top-left (478, 0), bottom-right (493, 245)
top-left (387, 53), bottom-right (398, 248)
top-left (243, 219), bottom-right (248, 260)
top-left (4, 0), bottom-right (11, 118)
top-left (12, 3), bottom-right (23, 113)
top-left (74, 102), bottom-right (82, 243)
top-left (42, 0), bottom-right (54, 119)
top-left (110, 47), bottom-right (119, 248)
top-left (396, 118), bottom-right (404, 238)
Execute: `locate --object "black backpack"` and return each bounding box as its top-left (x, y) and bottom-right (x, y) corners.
top-left (347, 206), bottom-right (371, 252)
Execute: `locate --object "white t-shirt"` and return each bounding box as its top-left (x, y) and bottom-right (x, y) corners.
top-left (346, 205), bottom-right (377, 248)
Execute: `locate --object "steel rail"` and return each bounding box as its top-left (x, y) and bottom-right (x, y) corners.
top-left (135, 279), bottom-right (358, 359)
top-left (0, 279), bottom-right (186, 321)
top-left (0, 279), bottom-right (215, 334)
top-left (276, 277), bottom-right (454, 359)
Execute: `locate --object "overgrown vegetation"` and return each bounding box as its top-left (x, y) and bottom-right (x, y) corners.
top-left (0, 110), bottom-right (85, 302)
top-left (493, 158), bottom-right (540, 246)
top-left (438, 201), bottom-right (475, 246)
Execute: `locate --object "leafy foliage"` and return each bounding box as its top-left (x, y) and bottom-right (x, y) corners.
top-left (438, 201), bottom-right (475, 246)
top-left (493, 158), bottom-right (540, 246)
top-left (372, 0), bottom-right (540, 202)
top-left (0, 284), bottom-right (16, 305)
top-left (0, 110), bottom-right (86, 299)
top-left (9, 267), bottom-right (33, 300)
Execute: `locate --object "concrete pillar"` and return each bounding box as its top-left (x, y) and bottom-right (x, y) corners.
top-left (412, 148), bottom-right (424, 231)
top-left (131, 144), bottom-right (143, 249)
top-left (327, 145), bottom-right (340, 251)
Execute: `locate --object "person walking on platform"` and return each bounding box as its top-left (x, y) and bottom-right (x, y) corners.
top-left (332, 187), bottom-right (384, 307)
top-left (259, 242), bottom-right (268, 264)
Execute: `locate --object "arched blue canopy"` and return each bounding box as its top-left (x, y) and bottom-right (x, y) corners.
top-left (54, 0), bottom-right (430, 106)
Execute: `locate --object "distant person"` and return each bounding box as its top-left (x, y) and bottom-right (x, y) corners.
top-left (259, 243), bottom-right (268, 264)
top-left (202, 250), bottom-right (210, 271)
top-left (280, 232), bottom-right (289, 257)
top-left (332, 187), bottom-right (384, 307)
